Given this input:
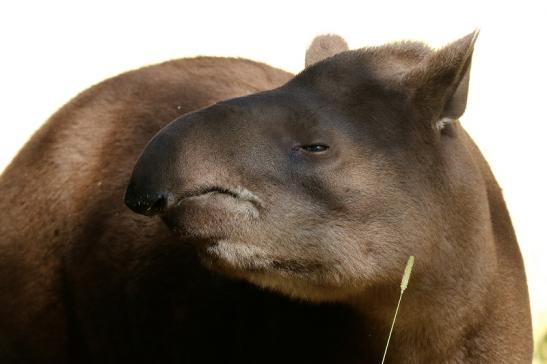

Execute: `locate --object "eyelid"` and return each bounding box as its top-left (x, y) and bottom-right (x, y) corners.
top-left (300, 144), bottom-right (330, 152)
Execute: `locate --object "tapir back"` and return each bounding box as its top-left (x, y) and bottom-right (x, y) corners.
top-left (0, 57), bottom-right (292, 363)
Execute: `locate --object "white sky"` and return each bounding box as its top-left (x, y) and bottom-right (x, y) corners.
top-left (1, 0), bottom-right (546, 333)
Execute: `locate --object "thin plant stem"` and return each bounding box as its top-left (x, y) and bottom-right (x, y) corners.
top-left (381, 256), bottom-right (414, 364)
top-left (381, 291), bottom-right (403, 364)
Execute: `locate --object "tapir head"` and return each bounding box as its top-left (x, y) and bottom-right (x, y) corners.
top-left (125, 32), bottom-right (481, 301)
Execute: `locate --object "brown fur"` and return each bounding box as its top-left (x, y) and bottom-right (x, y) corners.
top-left (0, 34), bottom-right (532, 363)
top-left (305, 34), bottom-right (349, 67)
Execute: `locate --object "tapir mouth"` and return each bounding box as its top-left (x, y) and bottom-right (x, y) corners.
top-left (175, 185), bottom-right (263, 210)
top-left (161, 185), bottom-right (262, 239)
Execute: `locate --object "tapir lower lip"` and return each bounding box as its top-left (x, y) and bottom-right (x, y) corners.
top-left (161, 185), bottom-right (262, 238)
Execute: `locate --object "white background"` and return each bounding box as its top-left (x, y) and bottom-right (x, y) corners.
top-left (1, 0), bottom-right (546, 340)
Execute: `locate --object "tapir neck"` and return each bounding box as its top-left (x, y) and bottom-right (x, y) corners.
top-left (347, 133), bottom-right (533, 362)
top-left (349, 249), bottom-right (497, 363)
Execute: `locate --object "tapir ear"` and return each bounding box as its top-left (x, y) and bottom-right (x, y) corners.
top-left (404, 30), bottom-right (479, 130)
top-left (305, 34), bottom-right (349, 67)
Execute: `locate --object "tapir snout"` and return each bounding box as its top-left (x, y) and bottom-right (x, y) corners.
top-left (124, 99), bottom-right (273, 222)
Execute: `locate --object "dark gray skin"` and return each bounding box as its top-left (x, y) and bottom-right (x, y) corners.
top-left (0, 34), bottom-right (532, 363)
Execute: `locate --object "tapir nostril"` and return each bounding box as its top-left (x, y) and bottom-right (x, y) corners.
top-left (124, 189), bottom-right (174, 216)
top-left (148, 194), bottom-right (168, 214)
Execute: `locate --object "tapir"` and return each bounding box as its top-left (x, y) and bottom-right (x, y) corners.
top-left (0, 33), bottom-right (533, 363)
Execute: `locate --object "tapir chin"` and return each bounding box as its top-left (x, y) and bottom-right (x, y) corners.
top-left (0, 32), bottom-right (533, 363)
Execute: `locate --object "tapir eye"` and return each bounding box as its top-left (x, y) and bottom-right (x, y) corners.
top-left (300, 144), bottom-right (330, 153)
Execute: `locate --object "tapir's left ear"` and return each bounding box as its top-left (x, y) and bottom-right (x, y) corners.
top-left (404, 30), bottom-right (479, 130)
top-left (305, 34), bottom-right (349, 67)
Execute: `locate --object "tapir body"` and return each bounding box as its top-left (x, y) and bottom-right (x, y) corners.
top-left (0, 34), bottom-right (532, 363)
